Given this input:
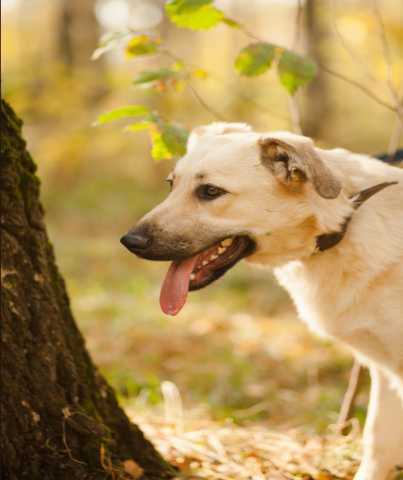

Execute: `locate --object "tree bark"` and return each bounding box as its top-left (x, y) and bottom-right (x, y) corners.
top-left (0, 99), bottom-right (175, 480)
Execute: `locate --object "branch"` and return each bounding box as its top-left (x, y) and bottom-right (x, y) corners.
top-left (337, 360), bottom-right (362, 434)
top-left (387, 85), bottom-right (403, 157)
top-left (238, 14), bottom-right (400, 116)
top-left (388, 114), bottom-right (403, 157)
top-left (185, 79), bottom-right (227, 121)
top-left (329, 0), bottom-right (376, 83)
top-left (318, 62), bottom-right (396, 113)
top-left (160, 48), bottom-right (225, 121)
top-left (160, 48), bottom-right (289, 123)
top-left (371, 0), bottom-right (399, 104)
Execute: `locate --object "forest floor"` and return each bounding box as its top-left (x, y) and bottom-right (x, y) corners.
top-left (130, 398), bottom-right (362, 480)
top-left (135, 411), bottom-right (361, 480)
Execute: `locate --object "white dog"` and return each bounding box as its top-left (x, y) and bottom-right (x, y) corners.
top-left (121, 123), bottom-right (403, 480)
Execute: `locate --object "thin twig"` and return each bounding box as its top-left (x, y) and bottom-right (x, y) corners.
top-left (207, 71), bottom-right (290, 122)
top-left (337, 360), bottom-right (362, 434)
top-left (61, 415), bottom-right (86, 465)
top-left (388, 115), bottom-right (403, 157)
top-left (185, 79), bottom-right (227, 121)
top-left (371, 0), bottom-right (403, 154)
top-left (387, 88), bottom-right (403, 157)
top-left (371, 0), bottom-right (399, 103)
top-left (237, 23), bottom-right (261, 42)
top-left (238, 15), bottom-right (399, 116)
top-left (160, 48), bottom-right (226, 121)
top-left (318, 62), bottom-right (396, 112)
top-left (329, 0), bottom-right (376, 83)
top-left (160, 48), bottom-right (289, 123)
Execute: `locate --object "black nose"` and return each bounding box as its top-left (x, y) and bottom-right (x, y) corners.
top-left (120, 232), bottom-right (152, 252)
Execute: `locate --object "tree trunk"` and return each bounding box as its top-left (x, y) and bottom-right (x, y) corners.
top-left (0, 99), bottom-right (175, 480)
top-left (301, 0), bottom-right (330, 139)
top-left (57, 0), bottom-right (100, 70)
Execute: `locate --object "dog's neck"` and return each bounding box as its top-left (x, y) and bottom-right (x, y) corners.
top-left (247, 180), bottom-right (398, 268)
top-left (314, 181), bottom-right (398, 253)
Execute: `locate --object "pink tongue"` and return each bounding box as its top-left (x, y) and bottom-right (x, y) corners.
top-left (159, 256), bottom-right (198, 316)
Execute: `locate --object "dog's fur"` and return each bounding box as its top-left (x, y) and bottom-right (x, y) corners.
top-left (132, 123), bottom-right (403, 479)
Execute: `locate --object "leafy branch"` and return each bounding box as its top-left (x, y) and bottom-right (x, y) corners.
top-left (94, 0), bottom-right (402, 160)
top-left (94, 0), bottom-right (317, 159)
top-left (94, 104), bottom-right (188, 161)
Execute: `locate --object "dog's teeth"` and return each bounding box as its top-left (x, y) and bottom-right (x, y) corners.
top-left (210, 254), bottom-right (218, 261)
top-left (218, 247), bottom-right (226, 254)
top-left (221, 238), bottom-right (232, 247)
top-left (202, 260), bottom-right (208, 266)
top-left (190, 273), bottom-right (195, 281)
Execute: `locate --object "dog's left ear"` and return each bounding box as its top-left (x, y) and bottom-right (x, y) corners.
top-left (258, 138), bottom-right (341, 199)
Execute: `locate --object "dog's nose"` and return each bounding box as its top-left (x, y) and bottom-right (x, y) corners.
top-left (120, 232), bottom-right (152, 252)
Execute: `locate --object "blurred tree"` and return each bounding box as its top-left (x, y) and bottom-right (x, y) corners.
top-left (0, 99), bottom-right (174, 480)
top-left (301, 0), bottom-right (330, 138)
top-left (57, 0), bottom-right (103, 74)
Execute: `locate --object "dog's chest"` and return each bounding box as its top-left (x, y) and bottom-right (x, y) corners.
top-left (273, 260), bottom-right (364, 339)
top-left (274, 259), bottom-right (403, 374)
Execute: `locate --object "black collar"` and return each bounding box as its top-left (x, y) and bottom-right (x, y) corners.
top-left (315, 181), bottom-right (398, 252)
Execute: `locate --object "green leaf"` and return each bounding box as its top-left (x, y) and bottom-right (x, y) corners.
top-left (161, 123), bottom-right (189, 156)
top-left (234, 42), bottom-right (276, 77)
top-left (277, 50), bottom-right (317, 94)
top-left (167, 0), bottom-right (211, 13)
top-left (150, 123), bottom-right (189, 160)
top-left (125, 35), bottom-right (160, 58)
top-left (95, 105), bottom-right (150, 125)
top-left (165, 0), bottom-right (224, 30)
top-left (133, 68), bottom-right (177, 85)
top-left (125, 121), bottom-right (152, 132)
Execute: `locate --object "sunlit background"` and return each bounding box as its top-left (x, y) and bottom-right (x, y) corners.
top-left (2, 0), bottom-right (402, 438)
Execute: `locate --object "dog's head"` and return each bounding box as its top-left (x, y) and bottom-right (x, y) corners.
top-left (121, 123), bottom-right (346, 314)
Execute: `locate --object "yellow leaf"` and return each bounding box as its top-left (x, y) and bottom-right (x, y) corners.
top-left (173, 79), bottom-right (186, 91)
top-left (123, 459), bottom-right (144, 479)
top-left (125, 35), bottom-right (160, 58)
top-left (192, 68), bottom-right (208, 79)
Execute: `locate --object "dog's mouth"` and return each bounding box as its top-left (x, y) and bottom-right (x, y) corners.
top-left (160, 235), bottom-right (255, 316)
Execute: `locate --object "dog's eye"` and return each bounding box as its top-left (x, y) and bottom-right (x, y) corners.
top-left (196, 184), bottom-right (227, 201)
top-left (277, 153), bottom-right (289, 163)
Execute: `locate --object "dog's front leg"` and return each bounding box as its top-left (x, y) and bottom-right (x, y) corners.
top-left (354, 367), bottom-right (403, 480)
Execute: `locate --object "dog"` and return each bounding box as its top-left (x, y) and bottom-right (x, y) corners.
top-left (121, 123), bottom-right (403, 480)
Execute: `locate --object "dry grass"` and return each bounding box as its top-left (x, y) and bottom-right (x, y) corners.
top-left (127, 382), bottom-right (362, 480)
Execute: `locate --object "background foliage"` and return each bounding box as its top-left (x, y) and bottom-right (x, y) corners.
top-left (2, 0), bottom-right (402, 447)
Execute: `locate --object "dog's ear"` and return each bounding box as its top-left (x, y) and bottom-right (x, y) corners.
top-left (258, 138), bottom-right (341, 199)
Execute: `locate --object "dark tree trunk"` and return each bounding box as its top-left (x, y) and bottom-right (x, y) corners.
top-left (0, 99), bottom-right (175, 480)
